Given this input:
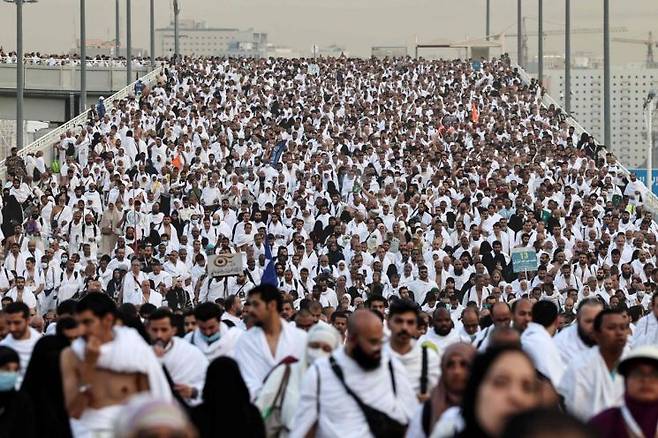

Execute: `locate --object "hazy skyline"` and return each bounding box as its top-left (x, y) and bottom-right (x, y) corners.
top-left (0, 0), bottom-right (656, 62)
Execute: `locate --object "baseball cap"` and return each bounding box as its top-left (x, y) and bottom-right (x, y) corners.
top-left (618, 346), bottom-right (658, 376)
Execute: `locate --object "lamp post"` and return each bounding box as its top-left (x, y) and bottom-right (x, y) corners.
top-left (173, 0), bottom-right (180, 62)
top-left (150, 0), bottom-right (155, 69)
top-left (4, 0), bottom-right (38, 150)
top-left (126, 0), bottom-right (132, 85)
top-left (485, 0), bottom-right (491, 41)
top-left (565, 0), bottom-right (571, 114)
top-left (517, 0), bottom-right (523, 67)
top-left (538, 0), bottom-right (543, 83)
top-left (645, 92), bottom-right (656, 195)
top-left (603, 0), bottom-right (611, 148)
top-left (80, 0), bottom-right (86, 113)
top-left (115, 0), bottom-right (120, 58)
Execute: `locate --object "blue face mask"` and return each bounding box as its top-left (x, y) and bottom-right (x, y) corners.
top-left (200, 331), bottom-right (221, 344)
top-left (0, 371), bottom-right (17, 391)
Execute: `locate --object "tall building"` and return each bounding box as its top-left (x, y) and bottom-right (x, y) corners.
top-left (543, 65), bottom-right (657, 168)
top-left (155, 20), bottom-right (267, 58)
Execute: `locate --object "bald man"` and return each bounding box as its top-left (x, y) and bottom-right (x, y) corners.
top-left (512, 298), bottom-right (533, 333)
top-left (473, 302), bottom-right (512, 351)
top-left (290, 309), bottom-right (416, 437)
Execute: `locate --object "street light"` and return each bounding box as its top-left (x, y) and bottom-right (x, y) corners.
top-left (80, 0), bottom-right (87, 113)
top-left (173, 0), bottom-right (180, 63)
top-left (645, 91), bottom-right (656, 195)
top-left (126, 0), bottom-right (131, 85)
top-left (3, 0), bottom-right (38, 151)
top-left (150, 0), bottom-right (155, 69)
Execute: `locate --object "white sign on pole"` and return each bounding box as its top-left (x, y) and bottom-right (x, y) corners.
top-left (207, 254), bottom-right (244, 277)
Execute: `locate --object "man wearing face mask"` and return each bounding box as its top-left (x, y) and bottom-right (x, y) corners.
top-left (0, 303), bottom-right (40, 389)
top-left (256, 323), bottom-right (342, 435)
top-left (148, 309), bottom-right (208, 406)
top-left (290, 310), bottom-right (415, 438)
top-left (184, 302), bottom-right (241, 361)
top-left (0, 346), bottom-right (36, 437)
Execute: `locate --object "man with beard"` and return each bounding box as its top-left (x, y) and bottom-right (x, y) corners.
top-left (148, 309), bottom-right (208, 406)
top-left (221, 294), bottom-right (246, 330)
top-left (419, 307), bottom-right (470, 358)
top-left (385, 299), bottom-right (440, 402)
top-left (554, 298), bottom-right (604, 364)
top-left (184, 302), bottom-right (241, 361)
top-left (234, 284), bottom-right (307, 399)
top-left (511, 298), bottom-right (533, 333)
top-left (473, 302), bottom-right (513, 350)
top-left (290, 309), bottom-right (415, 437)
top-left (559, 309), bottom-right (629, 420)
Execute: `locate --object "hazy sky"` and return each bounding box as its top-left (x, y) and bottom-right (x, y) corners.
top-left (0, 0), bottom-right (656, 62)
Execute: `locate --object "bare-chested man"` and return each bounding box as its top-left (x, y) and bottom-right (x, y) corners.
top-left (61, 293), bottom-right (171, 437)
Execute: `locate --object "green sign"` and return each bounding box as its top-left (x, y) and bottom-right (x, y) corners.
top-left (511, 248), bottom-right (538, 273)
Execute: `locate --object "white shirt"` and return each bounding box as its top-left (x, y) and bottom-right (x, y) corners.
top-left (558, 346), bottom-right (624, 420)
top-left (289, 347), bottom-right (416, 438)
top-left (521, 322), bottom-right (565, 389)
top-left (234, 319), bottom-right (307, 399)
top-left (385, 340), bottom-right (440, 396)
top-left (160, 337), bottom-right (209, 406)
top-left (0, 327), bottom-right (41, 388)
top-left (632, 313), bottom-right (658, 347)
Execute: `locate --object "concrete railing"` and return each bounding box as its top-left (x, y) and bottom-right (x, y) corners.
top-left (0, 63), bottom-right (150, 92)
top-left (0, 65), bottom-right (164, 181)
top-left (515, 63), bottom-right (658, 218)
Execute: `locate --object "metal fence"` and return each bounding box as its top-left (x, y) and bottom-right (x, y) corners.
top-left (0, 65), bottom-right (164, 181)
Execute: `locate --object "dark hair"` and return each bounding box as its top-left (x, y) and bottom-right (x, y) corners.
top-left (149, 308), bottom-right (174, 325)
top-left (366, 294), bottom-right (387, 308)
top-left (247, 284), bottom-right (283, 313)
top-left (593, 308), bottom-right (622, 332)
top-left (76, 293), bottom-right (117, 319)
top-left (4, 301), bottom-right (29, 319)
top-left (652, 292), bottom-right (658, 308)
top-left (194, 302), bottom-right (223, 322)
top-left (139, 303), bottom-right (157, 319)
top-left (225, 295), bottom-right (240, 312)
top-left (56, 299), bottom-right (77, 317)
top-left (501, 408), bottom-right (595, 438)
top-left (55, 316), bottom-right (78, 337)
top-left (387, 298), bottom-right (419, 319)
top-left (330, 310), bottom-right (348, 322)
top-left (531, 301), bottom-right (558, 327)
top-left (459, 346), bottom-right (536, 437)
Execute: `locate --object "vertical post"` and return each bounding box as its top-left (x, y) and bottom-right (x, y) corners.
top-left (80, 0), bottom-right (87, 113)
top-left (115, 0), bottom-right (120, 58)
top-left (603, 0), bottom-right (611, 148)
top-left (174, 0), bottom-right (180, 62)
top-left (649, 100), bottom-right (654, 195)
top-left (565, 0), bottom-right (571, 114)
top-left (150, 0), bottom-right (155, 68)
top-left (485, 0), bottom-right (491, 41)
top-left (126, 0), bottom-right (132, 85)
top-left (517, 0), bottom-right (522, 67)
top-left (16, 0), bottom-right (24, 150)
top-left (538, 0), bottom-right (543, 83)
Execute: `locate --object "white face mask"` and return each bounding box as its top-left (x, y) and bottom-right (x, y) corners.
top-left (306, 347), bottom-right (330, 365)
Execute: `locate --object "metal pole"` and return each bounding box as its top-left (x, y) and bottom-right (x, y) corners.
top-left (603, 0), bottom-right (611, 148)
top-left (486, 0), bottom-right (491, 41)
top-left (80, 0), bottom-right (87, 113)
top-left (565, 0), bottom-right (571, 114)
top-left (150, 0), bottom-right (155, 68)
top-left (538, 0), bottom-right (543, 83)
top-left (126, 0), bottom-right (132, 85)
top-left (648, 97), bottom-right (655, 195)
top-left (174, 0), bottom-right (180, 61)
top-left (517, 0), bottom-right (522, 67)
top-left (16, 0), bottom-right (24, 150)
top-left (115, 0), bottom-right (120, 58)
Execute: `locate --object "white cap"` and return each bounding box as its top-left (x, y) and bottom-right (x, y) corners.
top-left (618, 345), bottom-right (658, 376)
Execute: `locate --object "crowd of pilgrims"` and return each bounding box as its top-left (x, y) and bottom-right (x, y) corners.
top-left (0, 54), bottom-right (653, 437)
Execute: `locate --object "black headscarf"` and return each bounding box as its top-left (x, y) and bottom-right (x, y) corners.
top-left (20, 335), bottom-right (72, 438)
top-left (191, 357), bottom-right (265, 438)
top-left (0, 346), bottom-right (36, 438)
